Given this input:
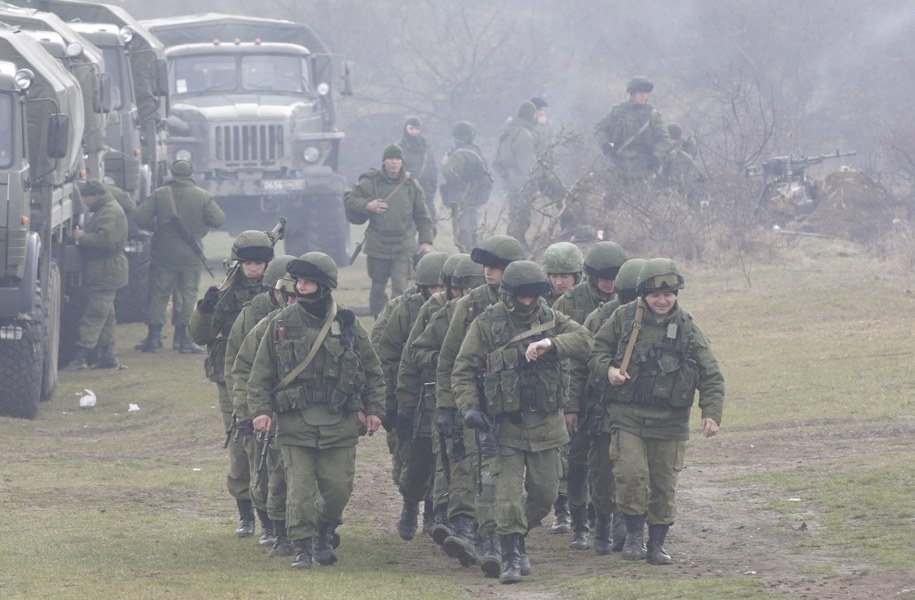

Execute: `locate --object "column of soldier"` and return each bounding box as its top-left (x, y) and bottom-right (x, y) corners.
top-left (103, 75), bottom-right (722, 584)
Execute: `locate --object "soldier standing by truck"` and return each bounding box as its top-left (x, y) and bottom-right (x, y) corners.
top-left (61, 181), bottom-right (128, 371)
top-left (398, 116), bottom-right (438, 227)
top-left (134, 160), bottom-right (225, 354)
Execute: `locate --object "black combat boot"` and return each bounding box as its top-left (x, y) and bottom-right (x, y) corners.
top-left (268, 519), bottom-right (295, 557)
top-left (621, 514), bottom-right (648, 561)
top-left (443, 514), bottom-right (478, 567)
top-left (430, 506), bottom-right (453, 546)
top-left (518, 534), bottom-right (531, 576)
top-left (95, 343), bottom-right (120, 369)
top-left (646, 524), bottom-right (673, 565)
top-left (256, 510), bottom-right (276, 546)
top-left (569, 505), bottom-right (591, 550)
top-left (314, 521), bottom-right (338, 565)
top-left (397, 499), bottom-right (420, 541)
top-left (135, 325), bottom-right (162, 353)
top-left (235, 499), bottom-right (255, 537)
top-left (550, 494), bottom-right (572, 534)
top-left (290, 537), bottom-right (313, 569)
top-left (421, 500), bottom-right (434, 535)
top-left (611, 510), bottom-right (628, 552)
top-left (593, 512), bottom-right (612, 555)
top-left (175, 325), bottom-right (204, 355)
top-left (61, 346), bottom-right (89, 372)
top-left (498, 533), bottom-right (522, 585)
top-left (478, 527), bottom-right (501, 578)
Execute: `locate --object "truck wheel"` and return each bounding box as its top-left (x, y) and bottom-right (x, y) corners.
top-left (40, 261), bottom-right (61, 403)
top-left (283, 194), bottom-right (350, 265)
top-left (115, 238), bottom-right (151, 323)
top-left (0, 290), bottom-right (44, 419)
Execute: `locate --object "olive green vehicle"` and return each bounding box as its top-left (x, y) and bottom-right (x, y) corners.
top-left (0, 25), bottom-right (84, 418)
top-left (141, 14), bottom-right (354, 264)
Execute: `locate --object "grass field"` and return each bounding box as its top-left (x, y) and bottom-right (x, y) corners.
top-left (0, 235), bottom-right (912, 599)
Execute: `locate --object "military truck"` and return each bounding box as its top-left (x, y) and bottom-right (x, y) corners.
top-left (142, 13), bottom-right (353, 263)
top-left (0, 25), bottom-right (83, 418)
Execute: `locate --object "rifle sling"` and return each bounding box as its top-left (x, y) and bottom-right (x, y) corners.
top-left (618, 299), bottom-right (644, 374)
top-left (352, 175), bottom-right (413, 260)
top-left (494, 318), bottom-right (556, 353)
top-left (164, 186), bottom-right (202, 254)
top-left (615, 117), bottom-right (652, 154)
top-left (271, 302), bottom-right (338, 395)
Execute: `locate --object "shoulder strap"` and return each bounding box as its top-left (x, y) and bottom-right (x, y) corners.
top-left (164, 185), bottom-right (178, 218)
top-left (616, 117), bottom-right (652, 154)
top-left (494, 317), bottom-right (556, 353)
top-left (618, 299), bottom-right (644, 374)
top-left (271, 303), bottom-right (338, 394)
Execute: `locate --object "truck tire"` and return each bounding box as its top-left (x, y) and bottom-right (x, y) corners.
top-left (0, 289), bottom-right (43, 419)
top-left (40, 261), bottom-right (61, 403)
top-left (284, 194), bottom-right (350, 265)
top-left (115, 238), bottom-right (151, 323)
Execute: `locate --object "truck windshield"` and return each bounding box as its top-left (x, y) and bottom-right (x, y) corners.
top-left (102, 47), bottom-right (124, 110)
top-left (0, 94), bottom-right (11, 168)
top-left (171, 54), bottom-right (309, 95)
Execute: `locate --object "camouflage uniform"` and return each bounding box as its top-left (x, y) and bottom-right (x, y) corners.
top-left (398, 116), bottom-right (438, 224)
top-left (493, 102), bottom-right (538, 246)
top-left (440, 121), bottom-right (493, 252)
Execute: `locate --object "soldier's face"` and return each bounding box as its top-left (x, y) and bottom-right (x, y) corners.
top-left (427, 284), bottom-right (445, 296)
top-left (596, 277), bottom-right (616, 295)
top-left (296, 278), bottom-right (319, 295)
top-left (483, 265), bottom-right (504, 286)
top-left (242, 261), bottom-right (267, 280)
top-left (549, 273), bottom-right (576, 295)
top-left (383, 158), bottom-right (403, 177)
top-left (516, 296), bottom-right (536, 306)
top-left (405, 124), bottom-right (421, 137)
top-left (631, 91), bottom-right (649, 105)
top-left (645, 291), bottom-right (677, 318)
top-left (450, 286), bottom-right (465, 297)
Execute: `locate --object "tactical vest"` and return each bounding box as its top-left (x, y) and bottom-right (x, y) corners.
top-left (465, 284), bottom-right (496, 324)
top-left (564, 283), bottom-right (608, 325)
top-left (204, 280), bottom-right (261, 383)
top-left (271, 307), bottom-right (364, 414)
top-left (249, 291), bottom-right (277, 324)
top-left (482, 304), bottom-right (565, 417)
top-left (608, 302), bottom-right (698, 408)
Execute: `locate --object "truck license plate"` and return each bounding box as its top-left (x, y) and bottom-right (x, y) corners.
top-left (261, 180), bottom-right (305, 191)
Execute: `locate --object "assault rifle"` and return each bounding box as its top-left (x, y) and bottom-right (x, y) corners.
top-left (253, 429), bottom-right (273, 489)
top-left (169, 214), bottom-right (215, 278)
top-left (218, 217), bottom-right (287, 294)
top-left (413, 382), bottom-right (435, 444)
top-left (746, 150), bottom-right (856, 182)
top-left (223, 411), bottom-right (238, 449)
top-left (473, 371), bottom-right (498, 496)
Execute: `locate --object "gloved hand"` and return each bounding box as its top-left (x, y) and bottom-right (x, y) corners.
top-left (199, 286), bottom-right (220, 314)
top-left (395, 407), bottom-right (415, 442)
top-left (436, 407), bottom-right (456, 436)
top-left (235, 419), bottom-right (254, 437)
top-left (463, 405), bottom-right (490, 432)
top-left (601, 141), bottom-right (615, 157)
top-left (381, 408), bottom-right (398, 433)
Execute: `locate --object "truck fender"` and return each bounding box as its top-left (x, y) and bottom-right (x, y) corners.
top-left (18, 232), bottom-right (41, 316)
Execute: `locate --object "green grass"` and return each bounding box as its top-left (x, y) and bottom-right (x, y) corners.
top-left (566, 576), bottom-right (775, 600)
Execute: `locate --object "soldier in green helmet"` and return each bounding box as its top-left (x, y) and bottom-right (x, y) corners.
top-left (397, 116), bottom-right (439, 224)
top-left (344, 143), bottom-right (435, 317)
top-left (589, 258), bottom-right (724, 565)
top-left (493, 101), bottom-right (539, 247)
top-left (595, 76), bottom-right (671, 180)
top-left (189, 230), bottom-right (274, 538)
top-left (542, 242), bottom-right (584, 306)
top-left (134, 159), bottom-right (225, 354)
top-left (453, 260), bottom-right (592, 583)
top-left (248, 252), bottom-right (385, 570)
top-left (441, 121), bottom-right (493, 253)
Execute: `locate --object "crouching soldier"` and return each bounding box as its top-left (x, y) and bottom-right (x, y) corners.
top-left (247, 253), bottom-right (385, 569)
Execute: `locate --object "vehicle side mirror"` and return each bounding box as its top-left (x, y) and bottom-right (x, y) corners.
top-left (341, 60), bottom-right (354, 96)
top-left (96, 73), bottom-right (112, 113)
top-left (155, 59), bottom-right (169, 97)
top-left (47, 113), bottom-right (70, 159)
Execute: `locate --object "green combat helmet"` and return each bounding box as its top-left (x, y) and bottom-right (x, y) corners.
top-left (414, 252), bottom-right (449, 287)
top-left (470, 235), bottom-right (525, 268)
top-left (452, 121), bottom-right (475, 143)
top-left (231, 230), bottom-right (274, 262)
top-left (452, 255), bottom-right (485, 290)
top-left (287, 252), bottom-right (339, 289)
top-left (626, 76), bottom-right (654, 94)
top-left (614, 258), bottom-right (647, 303)
top-left (263, 255), bottom-right (295, 290)
top-left (584, 241), bottom-right (628, 280)
top-left (543, 242), bottom-right (585, 275)
top-left (170, 159), bottom-right (194, 177)
top-left (441, 253), bottom-right (468, 287)
top-left (500, 260), bottom-right (551, 298)
top-left (517, 100), bottom-right (537, 124)
top-left (636, 258), bottom-right (685, 296)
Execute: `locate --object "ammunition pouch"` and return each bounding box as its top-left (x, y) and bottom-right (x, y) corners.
top-left (204, 337), bottom-right (228, 383)
top-left (272, 333), bottom-right (366, 415)
top-left (483, 347), bottom-right (562, 417)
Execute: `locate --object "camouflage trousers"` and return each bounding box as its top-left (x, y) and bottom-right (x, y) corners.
top-left (567, 427), bottom-right (595, 509)
top-left (493, 445), bottom-right (562, 536)
top-left (450, 204), bottom-right (479, 253)
top-left (505, 188), bottom-right (532, 246)
top-left (146, 264), bottom-right (201, 327)
top-left (610, 428), bottom-right (685, 525)
top-left (367, 255), bottom-right (412, 317)
top-left (588, 433), bottom-right (619, 516)
top-left (220, 386), bottom-right (251, 501)
top-left (76, 286), bottom-right (118, 349)
top-left (266, 442), bottom-right (287, 522)
top-left (281, 443), bottom-right (356, 541)
top-left (399, 435), bottom-right (435, 503)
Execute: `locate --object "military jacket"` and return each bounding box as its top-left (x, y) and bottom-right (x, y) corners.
top-left (452, 300), bottom-right (593, 452)
top-left (224, 291), bottom-right (281, 414)
top-left (399, 133), bottom-right (438, 200)
top-left (441, 142), bottom-right (493, 209)
top-left (247, 302), bottom-right (385, 449)
top-left (135, 178), bottom-right (225, 268)
top-left (595, 101), bottom-right (670, 177)
top-left (343, 168), bottom-right (434, 259)
top-left (493, 118), bottom-right (537, 190)
top-left (230, 305), bottom-right (281, 419)
top-left (588, 300), bottom-right (724, 440)
top-left (375, 290), bottom-right (427, 412)
top-left (78, 194), bottom-right (129, 290)
top-left (435, 284), bottom-right (500, 410)
top-left (409, 294), bottom-right (458, 374)
top-left (189, 276), bottom-right (263, 394)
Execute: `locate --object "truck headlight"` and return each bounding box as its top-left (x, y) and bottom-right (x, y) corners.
top-left (119, 26), bottom-right (134, 44)
top-left (175, 149), bottom-right (192, 162)
top-left (302, 146), bottom-right (320, 163)
top-left (316, 82), bottom-right (329, 96)
top-left (14, 68), bottom-right (34, 91)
